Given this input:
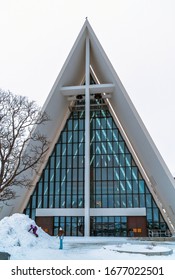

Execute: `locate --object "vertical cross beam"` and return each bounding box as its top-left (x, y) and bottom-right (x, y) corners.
top-left (84, 35), bottom-right (90, 236)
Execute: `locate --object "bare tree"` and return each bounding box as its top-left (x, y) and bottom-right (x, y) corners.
top-left (0, 89), bottom-right (49, 201)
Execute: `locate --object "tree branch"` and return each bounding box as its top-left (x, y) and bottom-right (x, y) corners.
top-left (0, 89), bottom-right (50, 201)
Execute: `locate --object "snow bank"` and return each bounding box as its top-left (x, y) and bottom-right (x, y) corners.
top-left (0, 213), bottom-right (57, 252)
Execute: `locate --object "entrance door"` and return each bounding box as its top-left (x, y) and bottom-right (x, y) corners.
top-left (36, 216), bottom-right (54, 236)
top-left (127, 216), bottom-right (147, 237)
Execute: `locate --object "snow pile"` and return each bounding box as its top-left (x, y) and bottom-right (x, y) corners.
top-left (0, 213), bottom-right (57, 252)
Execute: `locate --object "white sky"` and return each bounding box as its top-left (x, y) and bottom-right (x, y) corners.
top-left (0, 0), bottom-right (175, 175)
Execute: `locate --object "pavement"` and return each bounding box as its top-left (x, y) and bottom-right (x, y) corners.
top-left (64, 236), bottom-right (175, 256)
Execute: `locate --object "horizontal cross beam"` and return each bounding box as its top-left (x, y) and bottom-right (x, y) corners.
top-left (60, 83), bottom-right (115, 96)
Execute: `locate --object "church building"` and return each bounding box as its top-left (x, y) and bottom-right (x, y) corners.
top-left (1, 20), bottom-right (175, 237)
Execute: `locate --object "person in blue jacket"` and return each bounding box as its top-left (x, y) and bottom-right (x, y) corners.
top-left (58, 227), bottom-right (64, 249)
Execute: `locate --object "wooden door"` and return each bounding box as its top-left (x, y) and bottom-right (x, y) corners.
top-left (127, 216), bottom-right (147, 237)
top-left (36, 216), bottom-right (54, 236)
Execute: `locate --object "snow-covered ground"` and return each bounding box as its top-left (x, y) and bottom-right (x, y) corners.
top-left (0, 213), bottom-right (175, 260)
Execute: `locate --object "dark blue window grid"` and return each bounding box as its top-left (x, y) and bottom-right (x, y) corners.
top-left (25, 98), bottom-right (169, 234)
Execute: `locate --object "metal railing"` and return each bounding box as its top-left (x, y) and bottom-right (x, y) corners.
top-left (148, 229), bottom-right (171, 237)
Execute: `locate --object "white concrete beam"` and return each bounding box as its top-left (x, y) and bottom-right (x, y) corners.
top-left (36, 208), bottom-right (146, 217)
top-left (84, 35), bottom-right (90, 237)
top-left (36, 208), bottom-right (85, 217)
top-left (60, 85), bottom-right (85, 96)
top-left (90, 208), bottom-right (146, 216)
top-left (61, 83), bottom-right (115, 96)
top-left (89, 83), bottom-right (115, 94)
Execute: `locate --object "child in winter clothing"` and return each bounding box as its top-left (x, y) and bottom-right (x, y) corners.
top-left (28, 225), bottom-right (38, 237)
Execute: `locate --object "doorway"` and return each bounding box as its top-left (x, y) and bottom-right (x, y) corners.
top-left (36, 216), bottom-right (54, 236)
top-left (127, 216), bottom-right (147, 237)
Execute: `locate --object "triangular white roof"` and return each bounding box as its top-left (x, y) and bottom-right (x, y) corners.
top-left (1, 20), bottom-right (175, 232)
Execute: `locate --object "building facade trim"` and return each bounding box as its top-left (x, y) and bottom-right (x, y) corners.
top-left (36, 208), bottom-right (146, 217)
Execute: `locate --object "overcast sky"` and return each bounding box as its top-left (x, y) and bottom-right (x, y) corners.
top-left (0, 0), bottom-right (175, 175)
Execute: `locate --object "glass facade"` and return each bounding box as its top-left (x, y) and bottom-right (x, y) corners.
top-left (24, 97), bottom-right (170, 236)
top-left (90, 216), bottom-right (127, 237)
top-left (54, 216), bottom-right (84, 236)
top-left (90, 109), bottom-right (147, 209)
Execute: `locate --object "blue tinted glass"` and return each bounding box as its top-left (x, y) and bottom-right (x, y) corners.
top-left (38, 182), bottom-right (43, 195)
top-left (121, 195), bottom-right (126, 207)
top-left (114, 195), bottom-right (120, 207)
top-left (140, 194), bottom-right (145, 207)
top-left (125, 154), bottom-right (131, 166)
top-left (126, 180), bottom-right (132, 193)
top-left (133, 181), bottom-right (138, 193)
top-left (44, 169), bottom-right (49, 181)
top-left (25, 106), bottom-right (169, 235)
top-left (126, 167), bottom-right (131, 180)
top-left (133, 196), bottom-right (138, 207)
top-left (127, 194), bottom-right (132, 207)
top-left (119, 142), bottom-right (124, 153)
top-left (120, 168), bottom-right (125, 180)
top-left (147, 208), bottom-right (152, 220)
top-left (139, 180), bottom-right (145, 193)
top-left (102, 195), bottom-right (107, 207)
top-left (131, 167), bottom-right (137, 180)
top-left (146, 194), bottom-right (152, 207)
